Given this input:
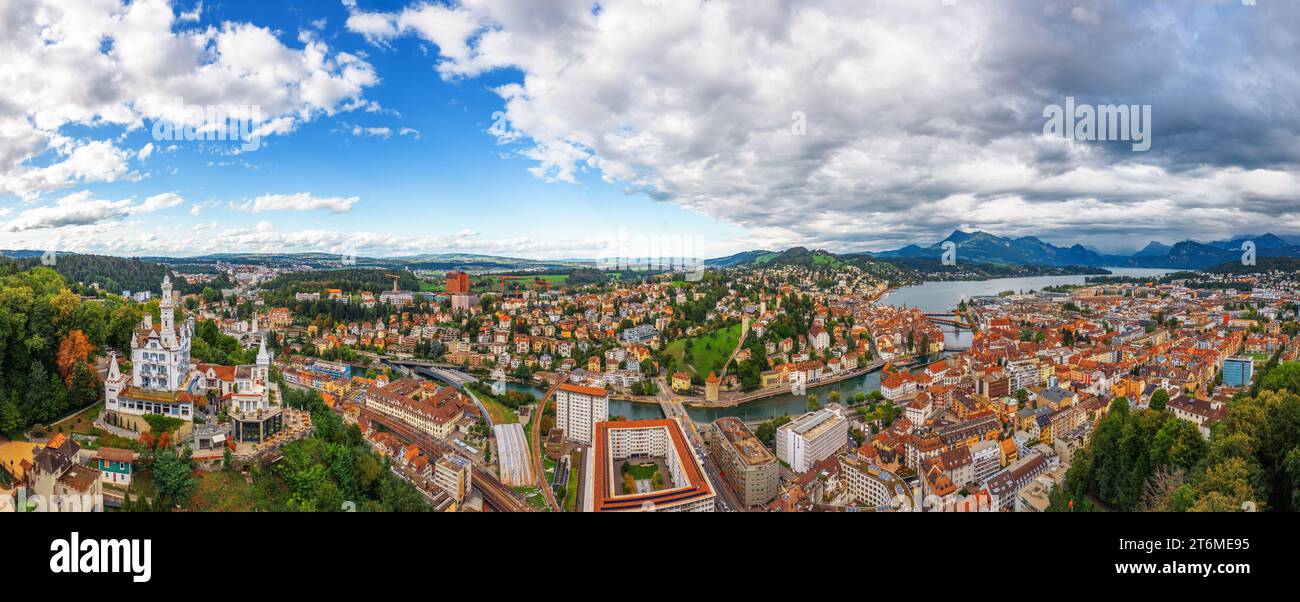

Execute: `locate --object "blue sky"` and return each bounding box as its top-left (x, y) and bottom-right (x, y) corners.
top-left (0, 0), bottom-right (749, 259)
top-left (3, 1), bottom-right (1298, 258)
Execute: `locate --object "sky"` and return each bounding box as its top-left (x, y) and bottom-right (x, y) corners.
top-left (1, 0), bottom-right (1298, 260)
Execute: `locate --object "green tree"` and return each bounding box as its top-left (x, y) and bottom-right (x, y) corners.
top-left (153, 449), bottom-right (197, 508)
top-left (1149, 388), bottom-right (1169, 411)
top-left (0, 394), bottom-right (21, 435)
top-left (67, 361), bottom-right (98, 408)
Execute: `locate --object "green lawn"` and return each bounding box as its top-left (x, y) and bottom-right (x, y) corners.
top-left (683, 323), bottom-right (742, 377)
top-left (47, 402), bottom-right (103, 436)
top-left (185, 470), bottom-right (289, 512)
top-left (475, 390), bottom-right (520, 425)
top-left (622, 461), bottom-right (659, 481)
top-left (563, 452), bottom-right (580, 512)
top-left (665, 338), bottom-right (688, 371)
top-left (512, 485), bottom-right (552, 512)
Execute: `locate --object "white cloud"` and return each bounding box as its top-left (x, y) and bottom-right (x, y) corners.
top-left (137, 192), bottom-right (184, 213)
top-left (3, 190), bottom-right (184, 232)
top-left (238, 192), bottom-right (360, 214)
top-left (346, 125), bottom-right (393, 138)
top-left (0, 0), bottom-right (379, 200)
top-left (347, 0), bottom-right (1300, 250)
top-left (178, 0), bottom-right (202, 23)
top-left (0, 219), bottom-right (670, 259)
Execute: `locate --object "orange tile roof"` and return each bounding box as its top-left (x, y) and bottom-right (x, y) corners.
top-left (592, 419), bottom-right (712, 512)
top-left (558, 383), bottom-right (608, 397)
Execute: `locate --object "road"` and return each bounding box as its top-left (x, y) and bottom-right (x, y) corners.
top-left (718, 324), bottom-right (749, 376)
top-left (360, 408), bottom-right (531, 512)
top-left (654, 375), bottom-right (744, 512)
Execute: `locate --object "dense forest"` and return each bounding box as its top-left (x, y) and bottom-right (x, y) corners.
top-left (0, 265), bottom-right (149, 435)
top-left (3, 254), bottom-right (176, 296)
top-left (1051, 361), bottom-right (1300, 512)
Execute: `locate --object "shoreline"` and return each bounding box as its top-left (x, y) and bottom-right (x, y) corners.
top-left (684, 362), bottom-right (882, 408)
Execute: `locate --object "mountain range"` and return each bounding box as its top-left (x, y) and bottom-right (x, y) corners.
top-left (708, 230), bottom-right (1300, 271)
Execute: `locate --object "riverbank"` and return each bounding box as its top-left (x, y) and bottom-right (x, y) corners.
top-left (683, 361), bottom-right (885, 408)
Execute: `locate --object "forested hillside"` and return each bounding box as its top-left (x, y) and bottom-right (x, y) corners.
top-left (1051, 359), bottom-right (1300, 512)
top-left (0, 265), bottom-right (146, 435)
top-left (5, 254), bottom-right (176, 296)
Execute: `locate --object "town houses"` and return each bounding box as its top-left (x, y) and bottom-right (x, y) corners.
top-left (80, 257), bottom-right (1292, 515)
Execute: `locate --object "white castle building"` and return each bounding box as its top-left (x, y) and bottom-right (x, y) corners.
top-left (103, 276), bottom-right (279, 443)
top-left (104, 276), bottom-right (200, 434)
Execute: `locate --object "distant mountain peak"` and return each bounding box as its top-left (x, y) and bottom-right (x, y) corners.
top-left (1134, 240), bottom-right (1171, 257)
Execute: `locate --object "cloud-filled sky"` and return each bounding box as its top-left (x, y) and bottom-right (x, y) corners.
top-left (1, 0), bottom-right (1298, 259)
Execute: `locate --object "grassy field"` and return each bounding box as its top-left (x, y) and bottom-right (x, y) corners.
top-left (664, 338), bottom-right (688, 372)
top-left (512, 485), bottom-right (552, 512)
top-left (474, 390), bottom-right (519, 425)
top-left (563, 452), bottom-right (580, 512)
top-left (46, 402), bottom-right (103, 436)
top-left (622, 461), bottom-right (660, 481)
top-left (185, 470), bottom-right (289, 512)
top-left (682, 323), bottom-right (742, 377)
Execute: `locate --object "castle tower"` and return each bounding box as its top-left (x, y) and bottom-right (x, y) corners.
top-left (159, 274), bottom-right (175, 345)
top-left (104, 352), bottom-right (125, 409)
top-left (256, 336), bottom-right (271, 382)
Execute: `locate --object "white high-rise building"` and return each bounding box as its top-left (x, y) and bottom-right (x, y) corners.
top-left (554, 383), bottom-right (609, 444)
top-left (775, 407), bottom-right (849, 473)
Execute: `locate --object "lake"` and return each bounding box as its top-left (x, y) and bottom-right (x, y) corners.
top-left (878, 267), bottom-right (1178, 314)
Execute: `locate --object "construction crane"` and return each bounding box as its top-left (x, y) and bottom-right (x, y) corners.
top-left (498, 275), bottom-right (531, 295)
top-left (386, 273), bottom-right (401, 292)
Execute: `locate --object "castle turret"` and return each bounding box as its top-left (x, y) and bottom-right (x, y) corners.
top-left (256, 336), bottom-right (271, 382)
top-left (104, 352), bottom-right (125, 409)
top-left (159, 274), bottom-right (175, 346)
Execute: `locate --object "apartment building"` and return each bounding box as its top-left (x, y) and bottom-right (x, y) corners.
top-left (775, 408), bottom-right (849, 473)
top-left (707, 417), bottom-right (779, 507)
top-left (555, 383), bottom-right (610, 445)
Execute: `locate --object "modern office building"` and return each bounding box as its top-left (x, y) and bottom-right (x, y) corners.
top-left (433, 454), bottom-right (473, 502)
top-left (555, 383), bottom-right (609, 445)
top-left (707, 417), bottom-right (779, 507)
top-left (1222, 356), bottom-right (1254, 387)
top-left (775, 408), bottom-right (849, 473)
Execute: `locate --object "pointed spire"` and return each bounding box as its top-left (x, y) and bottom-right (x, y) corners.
top-left (108, 352), bottom-right (121, 380)
top-left (257, 336), bottom-right (270, 365)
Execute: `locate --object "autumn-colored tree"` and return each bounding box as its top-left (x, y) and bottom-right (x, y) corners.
top-left (57, 330), bottom-right (96, 382)
top-left (49, 288), bottom-right (81, 331)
